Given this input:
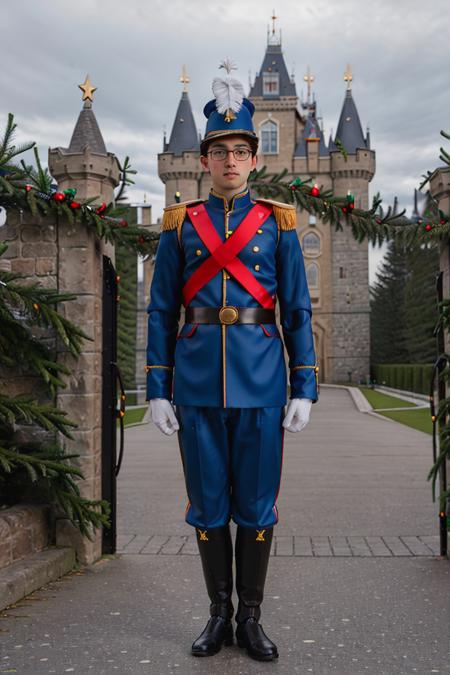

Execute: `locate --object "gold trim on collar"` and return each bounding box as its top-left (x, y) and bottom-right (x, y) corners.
top-left (210, 187), bottom-right (249, 211)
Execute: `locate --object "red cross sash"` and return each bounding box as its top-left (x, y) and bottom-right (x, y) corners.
top-left (183, 203), bottom-right (275, 309)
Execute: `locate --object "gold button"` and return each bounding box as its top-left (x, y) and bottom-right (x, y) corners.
top-left (196, 249), bottom-right (202, 256)
top-left (254, 264), bottom-right (260, 271)
top-left (224, 272), bottom-right (230, 279)
top-left (257, 229), bottom-right (263, 234)
top-left (252, 245), bottom-right (260, 252)
top-left (226, 230), bottom-right (233, 238)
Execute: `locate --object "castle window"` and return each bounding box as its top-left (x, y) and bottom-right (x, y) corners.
top-left (306, 262), bottom-right (319, 290)
top-left (261, 120), bottom-right (278, 154)
top-left (302, 232), bottom-right (321, 256)
top-left (263, 72), bottom-right (279, 96)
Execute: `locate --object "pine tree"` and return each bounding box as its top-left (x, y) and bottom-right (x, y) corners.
top-left (404, 242), bottom-right (439, 362)
top-left (370, 240), bottom-right (410, 363)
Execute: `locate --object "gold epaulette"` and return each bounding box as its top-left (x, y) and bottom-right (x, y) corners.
top-left (161, 199), bottom-right (204, 233)
top-left (255, 198), bottom-right (297, 231)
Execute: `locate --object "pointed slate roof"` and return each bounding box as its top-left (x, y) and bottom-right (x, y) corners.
top-left (68, 99), bottom-right (107, 154)
top-left (167, 91), bottom-right (199, 156)
top-left (334, 89), bottom-right (367, 153)
top-left (294, 115), bottom-right (328, 157)
top-left (328, 132), bottom-right (337, 152)
top-left (249, 44), bottom-right (296, 98)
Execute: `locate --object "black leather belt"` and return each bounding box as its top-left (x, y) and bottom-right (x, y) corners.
top-left (185, 306), bottom-right (276, 325)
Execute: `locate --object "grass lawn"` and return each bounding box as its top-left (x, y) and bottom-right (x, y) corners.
top-left (117, 406), bottom-right (148, 427)
top-left (358, 386), bottom-right (433, 435)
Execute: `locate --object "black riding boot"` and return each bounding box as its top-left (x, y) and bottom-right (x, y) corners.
top-left (235, 525), bottom-right (278, 661)
top-left (191, 524), bottom-right (234, 657)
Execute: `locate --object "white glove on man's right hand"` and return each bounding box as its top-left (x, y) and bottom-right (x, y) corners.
top-left (149, 398), bottom-right (179, 436)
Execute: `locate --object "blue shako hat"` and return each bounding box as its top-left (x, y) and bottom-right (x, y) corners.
top-left (201, 58), bottom-right (258, 153)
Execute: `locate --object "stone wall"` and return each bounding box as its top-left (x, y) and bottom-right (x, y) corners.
top-left (0, 208), bottom-right (109, 565)
top-left (0, 505), bottom-right (50, 570)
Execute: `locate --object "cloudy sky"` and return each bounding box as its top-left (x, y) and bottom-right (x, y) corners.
top-left (3, 0), bottom-right (449, 283)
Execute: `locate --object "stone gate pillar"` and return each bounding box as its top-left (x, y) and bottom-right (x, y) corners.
top-left (0, 81), bottom-right (121, 565)
top-left (47, 86), bottom-right (121, 563)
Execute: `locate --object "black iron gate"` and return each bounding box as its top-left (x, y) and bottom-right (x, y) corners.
top-left (430, 270), bottom-right (448, 557)
top-left (101, 255), bottom-right (126, 554)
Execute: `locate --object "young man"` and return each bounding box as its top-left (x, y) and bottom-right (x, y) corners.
top-left (146, 62), bottom-right (319, 662)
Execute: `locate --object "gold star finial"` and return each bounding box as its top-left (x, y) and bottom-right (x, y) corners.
top-left (344, 64), bottom-right (353, 90)
top-left (78, 74), bottom-right (97, 101)
top-left (180, 65), bottom-right (190, 92)
top-left (303, 66), bottom-right (315, 104)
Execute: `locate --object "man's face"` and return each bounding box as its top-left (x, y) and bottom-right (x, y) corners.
top-left (200, 136), bottom-right (257, 194)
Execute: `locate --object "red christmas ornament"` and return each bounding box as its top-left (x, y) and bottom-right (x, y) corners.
top-left (120, 219), bottom-right (128, 227)
top-left (376, 219), bottom-right (382, 224)
top-left (70, 201), bottom-right (81, 209)
top-left (342, 206), bottom-right (348, 214)
top-left (96, 202), bottom-right (107, 214)
top-left (25, 184), bottom-right (33, 192)
top-left (311, 184), bottom-right (320, 197)
top-left (425, 223), bottom-right (433, 231)
top-left (440, 219), bottom-right (446, 225)
top-left (52, 192), bottom-right (65, 202)
top-left (138, 235), bottom-right (145, 245)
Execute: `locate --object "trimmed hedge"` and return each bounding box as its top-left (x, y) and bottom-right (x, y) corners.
top-left (371, 363), bottom-right (434, 395)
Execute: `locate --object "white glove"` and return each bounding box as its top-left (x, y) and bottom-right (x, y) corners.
top-left (282, 398), bottom-right (312, 433)
top-left (149, 398), bottom-right (179, 436)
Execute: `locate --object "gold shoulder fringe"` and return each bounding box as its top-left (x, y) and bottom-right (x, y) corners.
top-left (255, 198), bottom-right (297, 231)
top-left (161, 199), bottom-right (203, 232)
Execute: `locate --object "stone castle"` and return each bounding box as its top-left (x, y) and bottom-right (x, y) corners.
top-left (157, 27), bottom-right (375, 385)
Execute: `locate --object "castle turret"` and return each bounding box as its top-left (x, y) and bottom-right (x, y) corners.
top-left (249, 14), bottom-right (301, 172)
top-left (158, 66), bottom-right (204, 205)
top-left (48, 75), bottom-right (120, 205)
top-left (329, 66), bottom-right (375, 384)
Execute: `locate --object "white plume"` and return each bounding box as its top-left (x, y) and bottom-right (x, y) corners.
top-left (212, 75), bottom-right (244, 115)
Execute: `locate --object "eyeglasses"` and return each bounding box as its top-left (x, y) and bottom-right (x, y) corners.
top-left (207, 148), bottom-right (252, 161)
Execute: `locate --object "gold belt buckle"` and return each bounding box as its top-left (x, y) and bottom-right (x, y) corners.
top-left (219, 305), bottom-right (239, 325)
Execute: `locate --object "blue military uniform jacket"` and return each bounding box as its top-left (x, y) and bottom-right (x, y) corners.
top-left (146, 188), bottom-right (319, 408)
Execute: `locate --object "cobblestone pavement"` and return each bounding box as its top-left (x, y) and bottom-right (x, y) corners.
top-left (118, 533), bottom-right (442, 557)
top-left (1, 386), bottom-right (449, 675)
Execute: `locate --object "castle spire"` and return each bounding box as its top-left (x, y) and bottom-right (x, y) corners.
top-left (68, 75), bottom-right (107, 154)
top-left (166, 69), bottom-right (199, 156)
top-left (48, 76), bottom-right (120, 203)
top-left (249, 19), bottom-right (296, 99)
top-left (334, 67), bottom-right (367, 153)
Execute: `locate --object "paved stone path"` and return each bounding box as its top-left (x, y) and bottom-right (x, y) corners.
top-left (1, 386), bottom-right (449, 675)
top-left (118, 533), bottom-right (441, 557)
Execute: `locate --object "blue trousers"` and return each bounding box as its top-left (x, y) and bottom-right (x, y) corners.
top-left (175, 406), bottom-right (285, 529)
